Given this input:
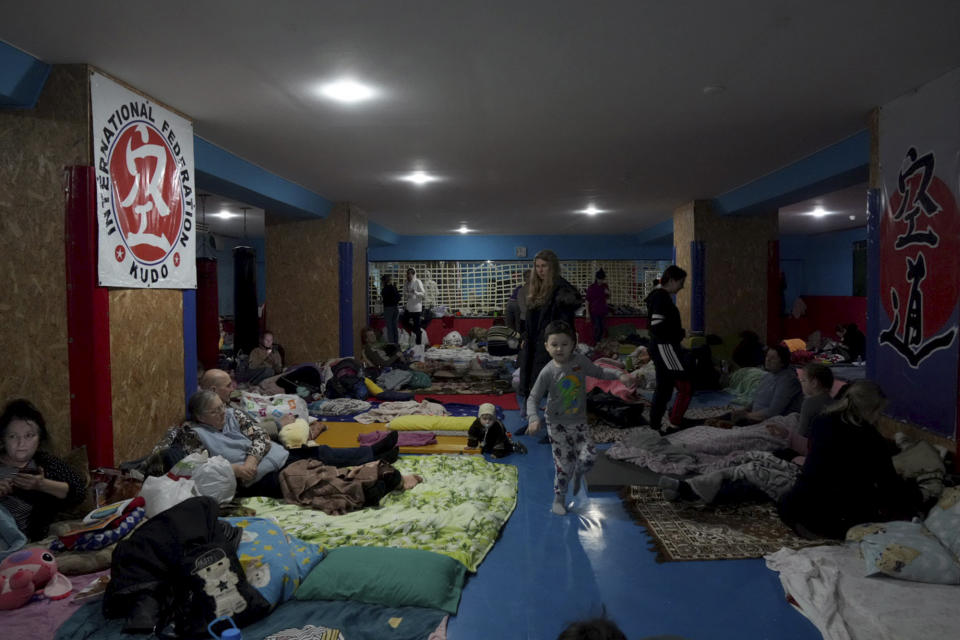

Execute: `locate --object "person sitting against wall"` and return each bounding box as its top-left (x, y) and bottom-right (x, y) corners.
top-left (148, 390), bottom-right (405, 500)
top-left (360, 326), bottom-right (407, 372)
top-left (727, 344), bottom-right (802, 425)
top-left (0, 399), bottom-right (87, 540)
top-left (244, 330), bottom-right (283, 384)
top-left (731, 329), bottom-right (765, 369)
top-left (778, 380), bottom-right (923, 539)
top-left (840, 322), bottom-right (866, 362)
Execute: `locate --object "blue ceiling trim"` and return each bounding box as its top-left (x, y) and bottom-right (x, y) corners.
top-left (0, 40), bottom-right (51, 108)
top-left (194, 137), bottom-right (333, 218)
top-left (712, 130), bottom-right (870, 215)
top-left (634, 219), bottom-right (674, 245)
top-left (368, 221), bottom-right (399, 247)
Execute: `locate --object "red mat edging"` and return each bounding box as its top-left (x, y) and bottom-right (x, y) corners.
top-left (414, 393), bottom-right (519, 410)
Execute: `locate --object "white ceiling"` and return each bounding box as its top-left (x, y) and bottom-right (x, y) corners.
top-left (3, 1), bottom-right (959, 237)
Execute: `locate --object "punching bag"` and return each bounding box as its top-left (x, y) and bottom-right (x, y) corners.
top-left (195, 257), bottom-right (220, 370)
top-left (234, 246), bottom-right (259, 355)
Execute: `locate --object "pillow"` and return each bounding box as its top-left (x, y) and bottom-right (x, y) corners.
top-left (925, 486), bottom-right (960, 559)
top-left (388, 415), bottom-right (474, 431)
top-left (225, 517), bottom-right (324, 609)
top-left (847, 520), bottom-right (960, 584)
top-left (364, 377), bottom-right (384, 395)
top-left (295, 546), bottom-right (467, 614)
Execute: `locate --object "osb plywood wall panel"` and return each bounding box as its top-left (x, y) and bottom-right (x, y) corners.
top-left (348, 204), bottom-right (369, 358)
top-left (266, 206), bottom-right (352, 363)
top-left (109, 289), bottom-right (184, 462)
top-left (671, 202), bottom-right (696, 330)
top-left (697, 207), bottom-right (778, 340)
top-left (0, 65), bottom-right (90, 454)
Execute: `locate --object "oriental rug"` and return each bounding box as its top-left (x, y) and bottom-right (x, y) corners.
top-left (619, 485), bottom-right (833, 562)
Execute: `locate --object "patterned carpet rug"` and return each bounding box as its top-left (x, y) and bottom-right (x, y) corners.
top-left (619, 485), bottom-right (834, 562)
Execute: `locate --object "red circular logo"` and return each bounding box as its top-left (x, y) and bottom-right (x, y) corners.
top-left (109, 123), bottom-right (184, 265)
top-left (880, 175), bottom-right (960, 335)
top-left (173, 252), bottom-right (181, 267)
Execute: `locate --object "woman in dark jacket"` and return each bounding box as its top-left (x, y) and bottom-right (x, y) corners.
top-left (778, 380), bottom-right (922, 539)
top-left (517, 249), bottom-right (582, 401)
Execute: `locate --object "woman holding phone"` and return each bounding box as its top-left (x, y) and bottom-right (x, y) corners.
top-left (0, 399), bottom-right (87, 539)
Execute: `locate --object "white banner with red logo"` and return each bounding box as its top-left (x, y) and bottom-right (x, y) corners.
top-left (92, 72), bottom-right (196, 288)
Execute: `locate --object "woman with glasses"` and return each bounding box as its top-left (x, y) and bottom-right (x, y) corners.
top-left (147, 390), bottom-right (403, 500)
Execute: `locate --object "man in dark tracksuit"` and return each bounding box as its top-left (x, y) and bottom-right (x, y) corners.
top-left (644, 265), bottom-right (691, 434)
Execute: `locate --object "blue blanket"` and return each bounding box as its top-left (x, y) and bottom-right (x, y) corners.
top-left (56, 598), bottom-right (446, 640)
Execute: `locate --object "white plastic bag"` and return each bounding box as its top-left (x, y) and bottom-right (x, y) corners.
top-left (168, 451), bottom-right (209, 478)
top-left (192, 455), bottom-right (237, 504)
top-left (139, 475), bottom-right (199, 518)
top-left (442, 330), bottom-right (463, 347)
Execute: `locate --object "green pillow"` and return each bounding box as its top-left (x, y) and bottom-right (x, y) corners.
top-left (295, 546), bottom-right (467, 614)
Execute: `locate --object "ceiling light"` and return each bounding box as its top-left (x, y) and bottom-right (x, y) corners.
top-left (213, 210), bottom-right (237, 219)
top-left (456, 224), bottom-right (471, 234)
top-left (400, 170), bottom-right (439, 186)
top-left (849, 215), bottom-right (856, 220)
top-left (580, 205), bottom-right (602, 216)
top-left (808, 206), bottom-right (830, 218)
top-left (702, 85), bottom-right (726, 95)
top-left (318, 79), bottom-right (377, 104)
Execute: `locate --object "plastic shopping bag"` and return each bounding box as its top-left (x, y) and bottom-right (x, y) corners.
top-left (139, 475), bottom-right (199, 518)
top-left (192, 456), bottom-right (237, 504)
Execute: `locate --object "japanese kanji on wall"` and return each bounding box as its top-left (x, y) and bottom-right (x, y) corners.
top-left (92, 72), bottom-right (196, 288)
top-left (876, 69), bottom-right (960, 437)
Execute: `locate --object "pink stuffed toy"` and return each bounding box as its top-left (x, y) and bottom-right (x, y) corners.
top-left (0, 548), bottom-right (73, 610)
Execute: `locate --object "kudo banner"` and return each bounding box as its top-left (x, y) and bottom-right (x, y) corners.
top-left (92, 72), bottom-right (196, 288)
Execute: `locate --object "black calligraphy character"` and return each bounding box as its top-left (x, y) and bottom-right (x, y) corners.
top-left (878, 253), bottom-right (956, 368)
top-left (893, 147), bottom-right (940, 249)
top-left (904, 253), bottom-right (924, 347)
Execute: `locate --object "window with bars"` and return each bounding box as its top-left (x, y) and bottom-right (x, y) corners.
top-left (368, 260), bottom-right (662, 317)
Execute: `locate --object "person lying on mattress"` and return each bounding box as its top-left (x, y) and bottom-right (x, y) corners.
top-left (146, 389), bottom-right (400, 491)
top-left (724, 344), bottom-right (802, 426)
top-left (777, 380), bottom-right (923, 539)
top-left (658, 363), bottom-right (835, 505)
top-left (0, 398), bottom-right (87, 540)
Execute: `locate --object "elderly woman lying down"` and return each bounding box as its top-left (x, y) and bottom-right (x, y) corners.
top-left (148, 390), bottom-right (421, 513)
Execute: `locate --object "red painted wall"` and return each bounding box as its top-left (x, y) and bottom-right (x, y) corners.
top-left (777, 295), bottom-right (867, 342)
top-left (368, 315), bottom-right (648, 345)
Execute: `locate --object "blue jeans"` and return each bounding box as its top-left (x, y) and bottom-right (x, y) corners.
top-left (383, 306), bottom-right (399, 344)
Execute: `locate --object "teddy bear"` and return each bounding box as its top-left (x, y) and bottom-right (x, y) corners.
top-left (0, 548), bottom-right (73, 610)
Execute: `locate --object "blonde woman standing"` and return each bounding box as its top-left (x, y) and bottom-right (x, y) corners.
top-left (517, 250), bottom-right (582, 411)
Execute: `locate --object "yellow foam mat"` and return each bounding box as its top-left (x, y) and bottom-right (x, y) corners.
top-left (313, 421), bottom-right (480, 455)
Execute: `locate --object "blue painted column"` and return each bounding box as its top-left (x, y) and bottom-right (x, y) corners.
top-left (339, 242), bottom-right (354, 357)
top-left (183, 289), bottom-right (198, 412)
top-left (690, 241), bottom-right (705, 333)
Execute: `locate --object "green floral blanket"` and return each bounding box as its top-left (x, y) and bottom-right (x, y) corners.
top-left (240, 455), bottom-right (518, 572)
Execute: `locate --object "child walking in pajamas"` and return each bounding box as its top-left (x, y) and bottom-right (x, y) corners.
top-left (527, 321), bottom-right (635, 514)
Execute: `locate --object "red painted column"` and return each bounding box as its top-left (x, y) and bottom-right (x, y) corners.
top-left (196, 257), bottom-right (220, 371)
top-left (64, 166), bottom-right (114, 468)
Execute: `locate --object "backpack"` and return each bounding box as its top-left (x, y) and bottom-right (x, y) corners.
top-left (324, 358), bottom-right (369, 400)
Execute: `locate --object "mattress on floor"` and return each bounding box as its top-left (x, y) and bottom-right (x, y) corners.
top-left (240, 454), bottom-right (518, 572)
